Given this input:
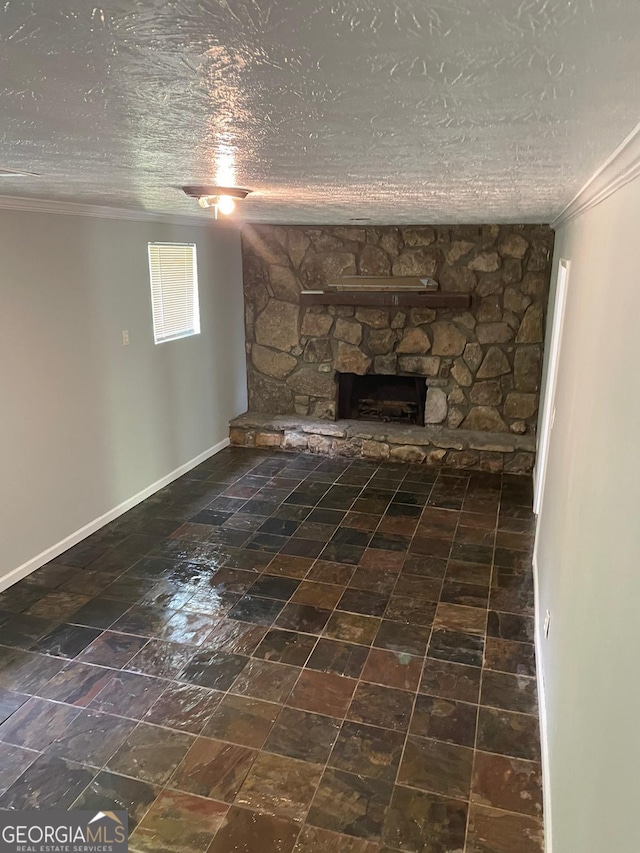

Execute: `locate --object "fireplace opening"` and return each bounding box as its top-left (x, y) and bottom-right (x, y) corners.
top-left (336, 373), bottom-right (427, 425)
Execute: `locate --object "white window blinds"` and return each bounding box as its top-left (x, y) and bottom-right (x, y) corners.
top-left (148, 242), bottom-right (201, 344)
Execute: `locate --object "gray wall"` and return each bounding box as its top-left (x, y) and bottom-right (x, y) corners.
top-left (536, 177), bottom-right (640, 852)
top-left (0, 209), bottom-right (247, 581)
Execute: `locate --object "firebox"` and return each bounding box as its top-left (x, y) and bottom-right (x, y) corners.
top-left (336, 373), bottom-right (427, 425)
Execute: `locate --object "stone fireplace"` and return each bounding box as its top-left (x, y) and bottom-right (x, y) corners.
top-left (231, 224), bottom-right (554, 472)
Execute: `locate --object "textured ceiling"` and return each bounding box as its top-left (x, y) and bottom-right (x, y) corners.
top-left (0, 0), bottom-right (639, 224)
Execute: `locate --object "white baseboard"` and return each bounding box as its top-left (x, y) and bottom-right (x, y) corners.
top-left (0, 438), bottom-right (230, 593)
top-left (532, 552), bottom-right (553, 853)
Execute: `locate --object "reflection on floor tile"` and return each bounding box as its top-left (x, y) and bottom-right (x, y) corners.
top-left (476, 706), bottom-right (542, 764)
top-left (348, 682), bottom-right (414, 732)
top-left (201, 693), bottom-right (279, 748)
top-left (0, 697), bottom-right (80, 750)
top-left (0, 743), bottom-right (39, 795)
top-left (264, 707), bottom-right (340, 763)
top-left (294, 824), bottom-right (378, 853)
top-left (288, 669), bottom-right (356, 717)
top-left (0, 448), bottom-right (542, 851)
top-left (410, 693), bottom-right (478, 747)
top-left (129, 789), bottom-right (227, 853)
top-left (328, 720), bottom-right (404, 782)
top-left (307, 767), bottom-right (392, 840)
top-left (236, 751), bottom-right (323, 821)
top-left (208, 805), bottom-right (299, 853)
top-left (471, 750), bottom-right (543, 818)
top-left (382, 784), bottom-right (468, 851)
top-left (71, 770), bottom-right (159, 830)
top-left (171, 736), bottom-right (256, 802)
top-left (143, 683), bottom-right (222, 733)
top-left (397, 734), bottom-right (474, 799)
top-left (89, 671), bottom-right (166, 718)
top-left (106, 723), bottom-right (193, 785)
top-left (467, 803), bottom-right (544, 853)
top-left (39, 662), bottom-right (115, 707)
top-left (0, 754), bottom-right (94, 809)
top-left (48, 709), bottom-right (136, 767)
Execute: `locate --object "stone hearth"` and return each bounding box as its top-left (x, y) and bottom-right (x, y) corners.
top-left (229, 413), bottom-right (536, 474)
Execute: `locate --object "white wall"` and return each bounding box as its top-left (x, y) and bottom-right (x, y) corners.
top-left (536, 176), bottom-right (640, 852)
top-left (0, 209), bottom-right (247, 582)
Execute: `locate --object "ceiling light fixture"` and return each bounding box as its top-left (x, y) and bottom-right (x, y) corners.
top-left (183, 185), bottom-right (251, 219)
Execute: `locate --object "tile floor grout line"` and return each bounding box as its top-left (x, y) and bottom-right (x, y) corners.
top-left (271, 459), bottom-right (429, 849)
top-left (463, 470), bottom-right (502, 853)
top-left (383, 467), bottom-right (449, 825)
top-left (220, 457), bottom-right (386, 845)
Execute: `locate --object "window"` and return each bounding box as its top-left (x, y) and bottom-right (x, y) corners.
top-left (148, 242), bottom-right (200, 344)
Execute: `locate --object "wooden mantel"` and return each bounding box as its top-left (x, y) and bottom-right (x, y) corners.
top-left (299, 290), bottom-right (474, 309)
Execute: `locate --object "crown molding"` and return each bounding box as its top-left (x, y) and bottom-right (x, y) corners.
top-left (0, 193), bottom-right (239, 228)
top-left (552, 120), bottom-right (640, 229)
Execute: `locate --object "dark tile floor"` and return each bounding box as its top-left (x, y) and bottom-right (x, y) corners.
top-left (0, 448), bottom-right (543, 853)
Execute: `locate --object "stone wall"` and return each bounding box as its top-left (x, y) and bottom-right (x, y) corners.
top-left (241, 224), bottom-right (554, 435)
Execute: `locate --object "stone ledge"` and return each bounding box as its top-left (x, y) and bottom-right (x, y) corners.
top-left (229, 412), bottom-right (535, 474)
top-left (230, 413), bottom-right (535, 452)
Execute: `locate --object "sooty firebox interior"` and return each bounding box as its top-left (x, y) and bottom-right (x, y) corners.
top-left (336, 373), bottom-right (427, 425)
